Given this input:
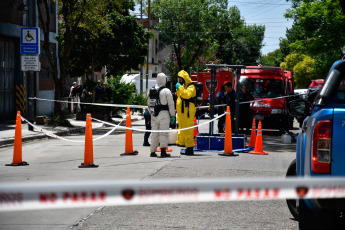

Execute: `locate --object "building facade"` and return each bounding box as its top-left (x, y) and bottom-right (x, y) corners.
top-left (0, 0), bottom-right (58, 121)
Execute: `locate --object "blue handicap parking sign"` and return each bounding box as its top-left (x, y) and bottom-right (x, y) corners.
top-left (20, 27), bottom-right (40, 54)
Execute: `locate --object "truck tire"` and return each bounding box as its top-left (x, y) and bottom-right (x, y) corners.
top-left (299, 199), bottom-right (334, 230)
top-left (286, 159), bottom-right (299, 220)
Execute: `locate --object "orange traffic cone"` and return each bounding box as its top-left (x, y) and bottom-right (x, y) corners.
top-left (219, 106), bottom-right (238, 156)
top-left (121, 107), bottom-right (138, 155)
top-left (6, 111), bottom-right (28, 166)
top-left (157, 147), bottom-right (173, 152)
top-left (246, 118), bottom-right (256, 147)
top-left (249, 121), bottom-right (268, 155)
top-left (79, 113), bottom-right (98, 168)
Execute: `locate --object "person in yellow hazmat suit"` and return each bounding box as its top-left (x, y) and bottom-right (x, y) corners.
top-left (175, 70), bottom-right (196, 155)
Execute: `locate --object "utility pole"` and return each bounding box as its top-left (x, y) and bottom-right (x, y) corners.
top-left (140, 0), bottom-right (143, 94)
top-left (27, 0), bottom-right (34, 131)
top-left (145, 0), bottom-right (151, 92)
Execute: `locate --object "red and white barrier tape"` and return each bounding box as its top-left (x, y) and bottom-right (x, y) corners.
top-left (1, 177), bottom-right (344, 211)
top-left (20, 116), bottom-right (126, 142)
top-left (29, 97), bottom-right (148, 109)
top-left (93, 113), bottom-right (226, 133)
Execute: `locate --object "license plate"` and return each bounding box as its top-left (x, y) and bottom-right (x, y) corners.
top-left (254, 115), bottom-right (264, 120)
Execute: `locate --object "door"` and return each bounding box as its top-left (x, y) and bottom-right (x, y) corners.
top-left (0, 38), bottom-right (16, 120)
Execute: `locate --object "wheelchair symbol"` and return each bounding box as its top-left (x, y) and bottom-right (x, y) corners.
top-left (25, 31), bottom-right (34, 42)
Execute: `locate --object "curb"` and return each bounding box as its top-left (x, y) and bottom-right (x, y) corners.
top-left (0, 126), bottom-right (84, 148)
top-left (0, 117), bottom-right (143, 148)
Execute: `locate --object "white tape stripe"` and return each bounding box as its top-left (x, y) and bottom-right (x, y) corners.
top-left (21, 116), bottom-right (126, 142)
top-left (99, 113), bottom-right (226, 133)
top-left (21, 117), bottom-right (84, 143)
top-left (197, 94), bottom-right (299, 109)
top-left (29, 97), bottom-right (147, 109)
top-left (1, 177), bottom-right (344, 211)
top-left (29, 94), bottom-right (299, 111)
top-left (92, 118), bottom-right (126, 141)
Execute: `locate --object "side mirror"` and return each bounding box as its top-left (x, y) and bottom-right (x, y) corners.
top-left (288, 99), bottom-right (307, 116)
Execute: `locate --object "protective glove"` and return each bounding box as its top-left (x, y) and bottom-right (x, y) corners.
top-left (170, 116), bottom-right (176, 125)
top-left (175, 82), bottom-right (181, 91)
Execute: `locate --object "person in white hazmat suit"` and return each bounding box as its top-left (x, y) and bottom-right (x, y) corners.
top-left (147, 73), bottom-right (176, 157)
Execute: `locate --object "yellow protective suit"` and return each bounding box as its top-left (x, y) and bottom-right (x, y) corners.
top-left (176, 70), bottom-right (196, 148)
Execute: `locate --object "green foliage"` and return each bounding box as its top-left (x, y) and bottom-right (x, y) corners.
top-left (45, 111), bottom-right (73, 127)
top-left (280, 53), bottom-right (315, 89)
top-left (60, 1), bottom-right (151, 77)
top-left (151, 0), bottom-right (229, 74)
top-left (224, 24), bottom-right (265, 65)
top-left (80, 77), bottom-right (146, 116)
top-left (260, 50), bottom-right (283, 67)
top-left (259, 38), bottom-right (291, 67)
top-left (106, 76), bottom-right (146, 114)
top-left (152, 1), bottom-right (264, 78)
top-left (293, 56), bottom-right (315, 88)
top-left (280, 53), bottom-right (304, 72)
top-left (165, 41), bottom-right (221, 80)
top-left (284, 0), bottom-right (345, 77)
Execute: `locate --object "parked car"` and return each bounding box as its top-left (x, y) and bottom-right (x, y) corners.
top-left (286, 59), bottom-right (345, 229)
top-left (308, 79), bottom-right (324, 91)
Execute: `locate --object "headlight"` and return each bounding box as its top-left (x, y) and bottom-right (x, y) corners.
top-left (271, 109), bottom-right (283, 114)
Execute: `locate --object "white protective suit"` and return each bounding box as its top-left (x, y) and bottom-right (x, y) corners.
top-left (147, 73), bottom-right (175, 153)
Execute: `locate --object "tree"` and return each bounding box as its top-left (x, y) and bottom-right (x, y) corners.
top-left (285, 0), bottom-right (345, 77)
top-left (151, 0), bottom-right (229, 78)
top-left (58, 0), bottom-right (140, 97)
top-left (36, 0), bottom-right (60, 109)
top-left (67, 12), bottom-right (151, 77)
top-left (280, 53), bottom-right (315, 88)
top-left (293, 56), bottom-right (315, 88)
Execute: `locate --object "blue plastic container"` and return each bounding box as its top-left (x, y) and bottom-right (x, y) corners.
top-left (195, 133), bottom-right (245, 150)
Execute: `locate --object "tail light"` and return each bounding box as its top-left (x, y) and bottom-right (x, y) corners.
top-left (312, 120), bottom-right (332, 174)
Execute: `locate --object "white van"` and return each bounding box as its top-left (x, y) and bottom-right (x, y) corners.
top-left (121, 74), bottom-right (156, 96)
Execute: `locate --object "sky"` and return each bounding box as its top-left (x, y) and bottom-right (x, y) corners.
top-left (228, 0), bottom-right (294, 55)
top-left (132, 0), bottom-right (294, 56)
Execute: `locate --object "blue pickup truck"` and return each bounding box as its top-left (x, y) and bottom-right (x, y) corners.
top-left (286, 58), bottom-right (345, 229)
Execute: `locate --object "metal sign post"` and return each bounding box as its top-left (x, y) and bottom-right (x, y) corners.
top-left (205, 64), bottom-right (245, 136)
top-left (20, 27), bottom-right (40, 131)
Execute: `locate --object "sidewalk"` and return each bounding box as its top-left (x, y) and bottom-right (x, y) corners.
top-left (0, 113), bottom-right (144, 148)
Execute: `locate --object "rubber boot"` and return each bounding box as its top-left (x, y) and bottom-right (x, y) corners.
top-left (185, 147), bottom-right (194, 155)
top-left (160, 148), bottom-right (171, 158)
top-left (150, 152), bottom-right (157, 157)
top-left (143, 139), bottom-right (150, 146)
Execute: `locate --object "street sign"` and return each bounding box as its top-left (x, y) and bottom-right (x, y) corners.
top-left (20, 27), bottom-right (40, 54)
top-left (21, 55), bottom-right (40, 71)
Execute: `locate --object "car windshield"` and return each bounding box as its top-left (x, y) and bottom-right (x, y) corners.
top-left (239, 78), bottom-right (284, 98)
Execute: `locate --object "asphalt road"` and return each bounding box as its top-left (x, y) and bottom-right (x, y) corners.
top-left (0, 118), bottom-right (298, 230)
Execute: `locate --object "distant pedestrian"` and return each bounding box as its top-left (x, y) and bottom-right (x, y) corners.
top-left (80, 86), bottom-right (92, 113)
top-left (225, 82), bottom-right (236, 131)
top-left (69, 82), bottom-right (80, 113)
top-left (216, 85), bottom-right (226, 133)
top-left (143, 108), bottom-right (151, 146)
top-left (95, 80), bottom-right (105, 102)
top-left (239, 84), bottom-right (254, 134)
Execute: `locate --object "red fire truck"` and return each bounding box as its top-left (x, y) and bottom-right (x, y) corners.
top-left (238, 66), bottom-right (294, 132)
top-left (190, 67), bottom-right (233, 116)
top-left (191, 66), bottom-right (294, 132)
